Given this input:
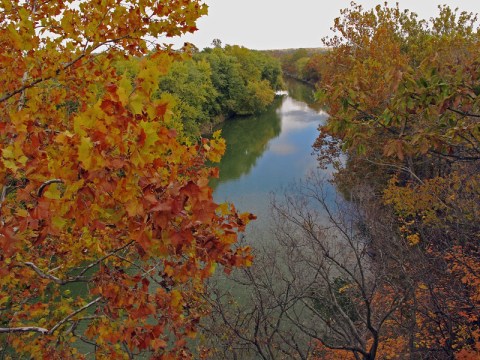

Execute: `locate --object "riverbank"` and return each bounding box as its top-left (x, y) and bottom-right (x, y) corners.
top-left (282, 72), bottom-right (317, 86)
top-left (199, 92), bottom-right (289, 136)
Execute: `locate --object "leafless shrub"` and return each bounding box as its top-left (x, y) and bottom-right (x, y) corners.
top-left (201, 173), bottom-right (413, 360)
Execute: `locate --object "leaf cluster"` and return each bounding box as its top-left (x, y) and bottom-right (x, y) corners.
top-left (0, 1), bottom-right (255, 358)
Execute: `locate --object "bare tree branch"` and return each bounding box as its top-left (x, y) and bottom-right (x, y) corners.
top-left (447, 107), bottom-right (480, 118)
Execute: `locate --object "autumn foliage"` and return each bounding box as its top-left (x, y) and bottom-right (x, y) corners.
top-left (0, 0), bottom-right (253, 358)
top-left (313, 3), bottom-right (480, 359)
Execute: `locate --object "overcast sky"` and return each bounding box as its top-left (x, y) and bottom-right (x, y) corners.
top-left (166, 0), bottom-right (479, 50)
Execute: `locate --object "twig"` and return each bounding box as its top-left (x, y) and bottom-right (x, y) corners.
top-left (0, 35), bottom-right (131, 104)
top-left (0, 297), bottom-right (102, 335)
top-left (24, 262), bottom-right (75, 285)
top-left (77, 240), bottom-right (135, 278)
top-left (24, 240), bottom-right (135, 284)
top-left (447, 107), bottom-right (480, 118)
top-left (49, 297), bottom-right (102, 334)
top-left (0, 184), bottom-right (8, 226)
top-left (37, 179), bottom-right (64, 197)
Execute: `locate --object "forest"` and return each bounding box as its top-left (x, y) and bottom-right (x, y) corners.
top-left (1, 1), bottom-right (479, 359)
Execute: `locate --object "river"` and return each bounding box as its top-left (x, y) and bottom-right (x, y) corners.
top-left (211, 78), bottom-right (333, 242)
top-left (204, 79), bottom-right (341, 358)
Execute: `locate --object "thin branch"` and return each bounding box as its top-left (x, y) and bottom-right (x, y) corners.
top-left (24, 240), bottom-right (135, 285)
top-left (49, 297), bottom-right (102, 334)
top-left (364, 158), bottom-right (425, 185)
top-left (24, 262), bottom-right (75, 285)
top-left (0, 326), bottom-right (48, 335)
top-left (0, 35), bottom-right (132, 104)
top-left (77, 240), bottom-right (135, 278)
top-left (0, 184), bottom-right (8, 225)
top-left (37, 179), bottom-right (64, 197)
top-left (447, 107), bottom-right (480, 118)
top-left (429, 149), bottom-right (480, 161)
top-left (0, 185), bottom-right (7, 204)
top-left (0, 297), bottom-right (102, 335)
top-left (0, 53), bottom-right (86, 103)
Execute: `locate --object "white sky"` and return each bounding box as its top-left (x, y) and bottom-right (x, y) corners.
top-left (166, 0), bottom-right (479, 50)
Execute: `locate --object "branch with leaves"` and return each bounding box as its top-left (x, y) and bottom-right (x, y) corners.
top-left (0, 297), bottom-right (102, 335)
top-left (0, 1), bottom-right (254, 358)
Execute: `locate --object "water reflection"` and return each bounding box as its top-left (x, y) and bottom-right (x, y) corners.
top-left (210, 97), bottom-right (282, 188)
top-left (284, 77), bottom-right (324, 112)
top-left (213, 80), bottom-right (329, 233)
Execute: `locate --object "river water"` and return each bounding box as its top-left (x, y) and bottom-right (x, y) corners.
top-left (211, 79), bottom-right (332, 242)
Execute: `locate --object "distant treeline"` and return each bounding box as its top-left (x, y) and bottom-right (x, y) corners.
top-left (265, 48), bottom-right (328, 84)
top-left (154, 45), bottom-right (284, 136)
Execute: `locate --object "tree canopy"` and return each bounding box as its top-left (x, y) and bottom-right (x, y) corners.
top-left (157, 45), bottom-right (283, 136)
top-left (0, 1), bottom-right (253, 358)
top-left (313, 3), bottom-right (480, 358)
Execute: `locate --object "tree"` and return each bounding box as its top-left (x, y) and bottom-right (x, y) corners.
top-left (158, 58), bottom-right (219, 136)
top-left (281, 48), bottom-right (308, 77)
top-left (314, 3), bottom-right (480, 358)
top-left (0, 1), bottom-right (253, 358)
top-left (315, 3), bottom-right (480, 167)
top-left (211, 38), bottom-right (222, 48)
top-left (302, 54), bottom-right (325, 83)
top-left (196, 46), bottom-right (281, 118)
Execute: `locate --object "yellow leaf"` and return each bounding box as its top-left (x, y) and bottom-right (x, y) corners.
top-left (212, 130), bottom-right (222, 139)
top-left (139, 121), bottom-right (159, 148)
top-left (54, 131), bottom-right (75, 144)
top-left (63, 179), bottom-right (85, 198)
top-left (61, 11), bottom-right (74, 34)
top-left (6, 24), bottom-right (23, 49)
top-left (2, 145), bottom-right (14, 159)
top-left (406, 233), bottom-right (420, 246)
top-left (52, 216), bottom-right (67, 229)
top-left (17, 155), bottom-right (28, 166)
top-left (217, 202), bottom-right (230, 216)
top-left (74, 110), bottom-right (97, 136)
top-left (2, 159), bottom-right (18, 172)
top-left (117, 74), bottom-right (132, 106)
top-left (171, 290), bottom-right (183, 309)
top-left (78, 137), bottom-right (93, 170)
top-left (44, 183), bottom-right (62, 199)
top-left (126, 199), bottom-right (143, 217)
top-left (137, 64), bottom-right (161, 94)
top-left (151, 338), bottom-right (167, 351)
top-left (15, 208), bottom-right (29, 217)
top-left (129, 94), bottom-right (144, 115)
